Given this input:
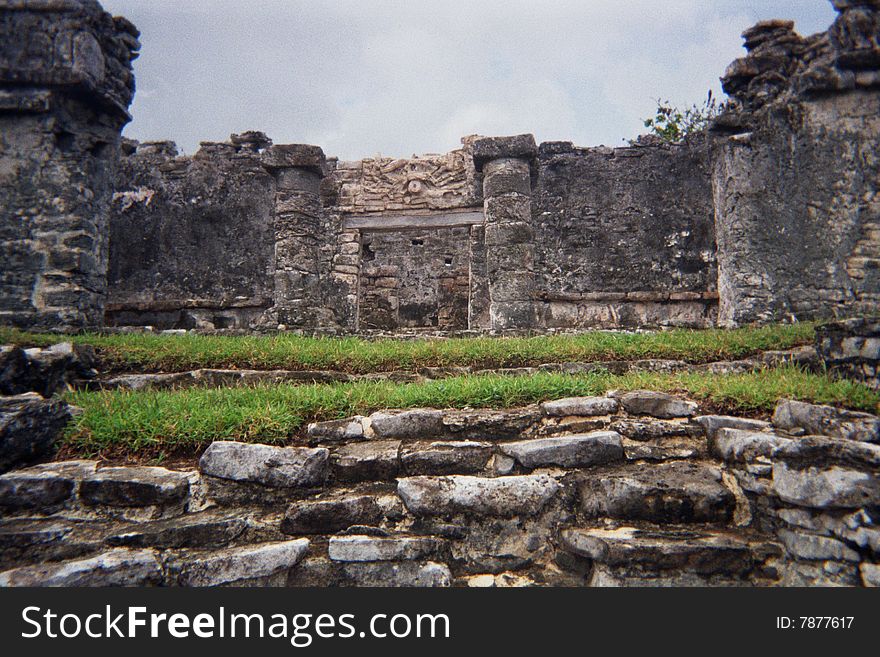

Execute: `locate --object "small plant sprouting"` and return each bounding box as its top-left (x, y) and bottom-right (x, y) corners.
top-left (642, 91), bottom-right (721, 143)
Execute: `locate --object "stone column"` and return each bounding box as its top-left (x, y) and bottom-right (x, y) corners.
top-left (261, 144), bottom-right (327, 329)
top-left (0, 0), bottom-right (139, 329)
top-left (472, 135), bottom-right (538, 330)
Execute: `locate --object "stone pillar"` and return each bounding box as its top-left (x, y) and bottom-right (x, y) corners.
top-left (0, 0), bottom-right (139, 329)
top-left (261, 144), bottom-right (327, 329)
top-left (472, 135), bottom-right (538, 330)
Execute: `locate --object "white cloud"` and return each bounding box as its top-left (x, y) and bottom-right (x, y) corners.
top-left (101, 0), bottom-right (838, 159)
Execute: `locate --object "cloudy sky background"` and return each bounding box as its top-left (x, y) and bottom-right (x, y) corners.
top-left (101, 1), bottom-right (837, 160)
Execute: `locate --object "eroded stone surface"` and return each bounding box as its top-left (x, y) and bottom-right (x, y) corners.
top-left (328, 535), bottom-right (444, 562)
top-left (400, 441), bottom-right (492, 475)
top-left (397, 474), bottom-right (561, 516)
top-left (541, 397), bottom-right (618, 417)
top-left (613, 390), bottom-right (698, 419)
top-left (499, 432), bottom-right (624, 469)
top-left (80, 466), bottom-right (190, 508)
top-left (281, 495), bottom-right (385, 535)
top-left (579, 462), bottom-right (734, 523)
top-left (772, 399), bottom-right (880, 443)
top-left (199, 441), bottom-right (329, 488)
top-left (174, 539), bottom-right (310, 587)
top-left (771, 437), bottom-right (880, 509)
top-left (332, 440), bottom-right (400, 482)
top-left (0, 548), bottom-right (162, 587)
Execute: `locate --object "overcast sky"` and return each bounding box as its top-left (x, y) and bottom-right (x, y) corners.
top-left (101, 0), bottom-right (837, 160)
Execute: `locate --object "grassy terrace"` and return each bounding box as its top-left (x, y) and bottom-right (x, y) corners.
top-left (1, 323), bottom-right (817, 374)
top-left (64, 367), bottom-right (880, 459)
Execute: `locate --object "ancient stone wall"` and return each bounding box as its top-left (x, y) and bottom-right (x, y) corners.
top-left (0, 0), bottom-right (138, 329)
top-left (711, 3), bottom-right (880, 326)
top-left (533, 139), bottom-right (718, 329)
top-left (106, 134), bottom-right (276, 329)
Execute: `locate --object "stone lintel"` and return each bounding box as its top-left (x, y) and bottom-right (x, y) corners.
top-left (472, 134), bottom-right (537, 171)
top-left (342, 210), bottom-right (484, 231)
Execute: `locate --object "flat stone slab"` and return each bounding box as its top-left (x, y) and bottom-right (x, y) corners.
top-left (400, 440), bottom-right (493, 475)
top-left (541, 396), bottom-right (618, 417)
top-left (440, 407), bottom-right (539, 440)
top-left (695, 415), bottom-right (771, 439)
top-left (339, 561), bottom-right (451, 587)
top-left (771, 437), bottom-right (880, 509)
top-left (778, 529), bottom-right (860, 562)
top-left (561, 526), bottom-right (758, 572)
top-left (709, 428), bottom-right (792, 463)
top-left (307, 416), bottom-right (366, 442)
top-left (199, 441), bottom-right (329, 488)
top-left (281, 495), bottom-right (384, 535)
top-left (0, 548), bottom-right (163, 587)
top-left (772, 399), bottom-right (880, 443)
top-left (579, 461), bottom-right (734, 523)
top-left (610, 419), bottom-right (701, 441)
top-left (499, 431), bottom-right (624, 469)
top-left (331, 440), bottom-right (400, 482)
top-left (105, 512), bottom-right (248, 549)
top-left (397, 474), bottom-right (561, 517)
top-left (368, 409), bottom-right (444, 439)
top-left (328, 535), bottom-right (444, 562)
top-left (176, 539), bottom-right (310, 586)
top-left (80, 466), bottom-right (190, 508)
top-left (612, 390), bottom-right (698, 419)
top-left (0, 460), bottom-right (96, 513)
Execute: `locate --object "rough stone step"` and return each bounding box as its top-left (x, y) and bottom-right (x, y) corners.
top-left (400, 440), bottom-right (493, 475)
top-left (397, 474), bottom-right (561, 517)
top-left (498, 431), bottom-right (624, 469)
top-left (104, 510), bottom-right (249, 549)
top-left (80, 465), bottom-right (191, 510)
top-left (772, 399), bottom-right (880, 443)
top-left (610, 418), bottom-right (702, 441)
top-left (288, 557), bottom-right (451, 587)
top-left (540, 396), bottom-right (618, 417)
top-left (771, 436), bottom-right (880, 509)
top-left (170, 538), bottom-right (310, 586)
top-left (708, 428), bottom-right (793, 463)
top-left (578, 461), bottom-right (735, 523)
top-left (281, 494), bottom-right (388, 535)
top-left (611, 390), bottom-right (698, 419)
top-left (0, 460), bottom-right (96, 515)
top-left (0, 548), bottom-right (164, 587)
top-left (694, 415), bottom-right (772, 439)
top-left (0, 518), bottom-right (107, 569)
top-left (328, 535), bottom-right (446, 562)
top-left (200, 441), bottom-right (329, 487)
top-left (331, 440), bottom-right (400, 482)
top-left (560, 525), bottom-right (780, 586)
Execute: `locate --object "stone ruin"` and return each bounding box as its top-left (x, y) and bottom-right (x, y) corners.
top-left (1, 0), bottom-right (878, 334)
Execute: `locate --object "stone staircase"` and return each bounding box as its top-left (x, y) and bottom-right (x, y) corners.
top-left (1, 391), bottom-right (878, 587)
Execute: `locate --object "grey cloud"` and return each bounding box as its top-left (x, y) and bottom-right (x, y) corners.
top-left (101, 0), bottom-right (838, 159)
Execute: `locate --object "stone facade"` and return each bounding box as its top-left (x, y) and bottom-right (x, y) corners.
top-left (1, 0), bottom-right (879, 333)
top-left (0, 0), bottom-right (139, 329)
top-left (711, 6), bottom-right (880, 325)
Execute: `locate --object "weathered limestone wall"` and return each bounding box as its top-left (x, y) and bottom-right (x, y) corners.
top-left (0, 0), bottom-right (138, 329)
top-left (107, 134), bottom-right (276, 330)
top-left (533, 139), bottom-right (718, 329)
top-left (711, 3), bottom-right (880, 326)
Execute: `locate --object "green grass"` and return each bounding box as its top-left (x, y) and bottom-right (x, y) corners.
top-left (63, 365), bottom-right (879, 458)
top-left (1, 323), bottom-right (817, 374)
